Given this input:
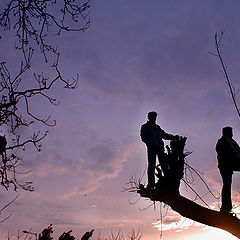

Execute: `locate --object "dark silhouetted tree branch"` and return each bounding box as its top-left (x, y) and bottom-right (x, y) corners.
top-left (134, 137), bottom-right (240, 239)
top-left (0, 0), bottom-right (90, 61)
top-left (211, 31), bottom-right (240, 118)
top-left (0, 0), bottom-right (90, 218)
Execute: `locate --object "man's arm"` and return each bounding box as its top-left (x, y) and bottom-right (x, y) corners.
top-left (160, 128), bottom-right (177, 140)
top-left (232, 139), bottom-right (240, 152)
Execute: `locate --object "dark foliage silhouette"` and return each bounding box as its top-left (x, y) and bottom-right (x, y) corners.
top-left (15, 226), bottom-right (140, 240)
top-left (38, 224), bottom-right (53, 240)
top-left (22, 225), bottom-right (93, 240)
top-left (80, 229), bottom-right (94, 240)
top-left (58, 230), bottom-right (75, 240)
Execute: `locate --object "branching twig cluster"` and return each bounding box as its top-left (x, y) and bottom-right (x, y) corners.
top-left (0, 0), bottom-right (90, 61)
top-left (0, 0), bottom-right (90, 198)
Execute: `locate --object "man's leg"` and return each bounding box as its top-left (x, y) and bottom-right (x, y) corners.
top-left (147, 148), bottom-right (156, 187)
top-left (220, 170), bottom-right (233, 213)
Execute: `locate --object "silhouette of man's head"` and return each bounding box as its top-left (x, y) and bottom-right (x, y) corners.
top-left (148, 111), bottom-right (157, 122)
top-left (222, 126), bottom-right (233, 138)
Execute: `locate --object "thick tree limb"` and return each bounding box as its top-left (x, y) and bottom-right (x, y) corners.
top-left (135, 137), bottom-right (240, 239)
top-left (139, 187), bottom-right (240, 238)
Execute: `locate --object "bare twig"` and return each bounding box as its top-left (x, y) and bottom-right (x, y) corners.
top-left (0, 0), bottom-right (90, 194)
top-left (212, 31), bottom-right (240, 118)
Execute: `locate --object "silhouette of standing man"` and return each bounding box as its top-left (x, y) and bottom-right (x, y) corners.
top-left (140, 111), bottom-right (177, 188)
top-left (216, 126), bottom-right (240, 213)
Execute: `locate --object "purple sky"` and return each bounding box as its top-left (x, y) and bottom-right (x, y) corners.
top-left (1, 1), bottom-right (240, 239)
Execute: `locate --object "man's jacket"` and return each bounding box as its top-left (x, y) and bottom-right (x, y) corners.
top-left (140, 121), bottom-right (174, 152)
top-left (216, 136), bottom-right (240, 171)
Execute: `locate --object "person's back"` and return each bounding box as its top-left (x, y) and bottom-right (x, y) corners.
top-left (216, 128), bottom-right (240, 171)
top-left (140, 120), bottom-right (165, 152)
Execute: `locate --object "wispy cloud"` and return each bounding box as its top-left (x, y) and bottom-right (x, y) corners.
top-left (59, 139), bottom-right (140, 199)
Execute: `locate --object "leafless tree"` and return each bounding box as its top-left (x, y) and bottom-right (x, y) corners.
top-left (0, 0), bottom-right (90, 201)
